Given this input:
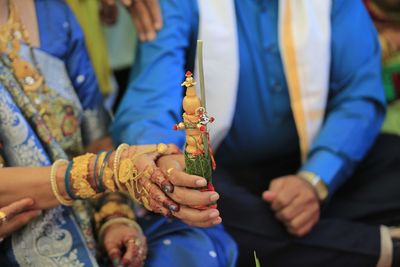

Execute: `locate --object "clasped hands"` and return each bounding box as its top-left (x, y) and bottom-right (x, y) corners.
top-left (126, 144), bottom-right (222, 228)
top-left (262, 175), bottom-right (321, 237)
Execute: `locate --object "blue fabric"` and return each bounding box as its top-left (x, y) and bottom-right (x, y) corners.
top-left (0, 55), bottom-right (98, 266)
top-left (140, 215), bottom-right (237, 267)
top-left (35, 0), bottom-right (103, 110)
top-left (111, 0), bottom-right (386, 195)
top-left (0, 1), bottom-right (237, 266)
top-left (0, 1), bottom-right (102, 266)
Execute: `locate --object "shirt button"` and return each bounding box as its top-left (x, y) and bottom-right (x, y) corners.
top-left (273, 84), bottom-right (283, 92)
top-left (76, 75), bottom-right (85, 84)
top-left (266, 44), bottom-right (278, 53)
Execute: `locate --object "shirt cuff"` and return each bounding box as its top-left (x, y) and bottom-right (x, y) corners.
top-left (300, 149), bottom-right (349, 195)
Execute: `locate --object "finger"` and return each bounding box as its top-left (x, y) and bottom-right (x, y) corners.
top-left (182, 215), bottom-right (223, 228)
top-left (127, 5), bottom-right (146, 41)
top-left (166, 168), bottom-right (208, 188)
top-left (0, 210), bottom-right (41, 238)
top-left (157, 154), bottom-right (185, 171)
top-left (268, 179), bottom-right (285, 193)
top-left (262, 191), bottom-right (277, 202)
top-left (1, 198), bottom-right (35, 220)
top-left (275, 196), bottom-right (303, 222)
top-left (143, 0), bottom-right (163, 30)
top-left (129, 0), bottom-right (156, 41)
top-left (142, 178), bottom-right (180, 212)
top-left (168, 186), bottom-right (219, 207)
top-left (121, 0), bottom-right (132, 6)
top-left (148, 167), bottom-right (174, 194)
top-left (100, 0), bottom-right (118, 25)
top-left (121, 239), bottom-right (138, 266)
top-left (287, 206), bottom-right (319, 234)
top-left (146, 144), bottom-right (181, 160)
top-left (270, 188), bottom-right (298, 211)
top-left (294, 219), bottom-right (317, 237)
top-left (173, 206), bottom-right (220, 224)
top-left (104, 242), bottom-right (122, 267)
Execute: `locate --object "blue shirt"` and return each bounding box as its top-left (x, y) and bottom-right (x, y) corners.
top-left (111, 0), bottom-right (386, 195)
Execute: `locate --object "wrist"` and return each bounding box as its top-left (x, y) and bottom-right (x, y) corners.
top-left (98, 217), bottom-right (143, 246)
top-left (56, 163), bottom-right (70, 200)
top-left (297, 171), bottom-right (329, 202)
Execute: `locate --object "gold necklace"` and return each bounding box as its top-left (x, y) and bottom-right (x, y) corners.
top-left (0, 0), bottom-right (44, 92)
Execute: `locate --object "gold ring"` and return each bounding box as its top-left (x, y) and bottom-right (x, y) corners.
top-left (0, 211), bottom-right (7, 226)
top-left (127, 239), bottom-right (136, 244)
top-left (166, 167), bottom-right (174, 177)
top-left (157, 143), bottom-right (168, 154)
top-left (138, 248), bottom-right (144, 255)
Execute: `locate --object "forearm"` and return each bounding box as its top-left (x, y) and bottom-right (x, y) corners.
top-left (0, 166), bottom-right (60, 209)
top-left (0, 152), bottom-right (106, 210)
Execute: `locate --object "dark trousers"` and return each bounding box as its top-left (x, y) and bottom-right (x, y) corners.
top-left (214, 134), bottom-right (400, 267)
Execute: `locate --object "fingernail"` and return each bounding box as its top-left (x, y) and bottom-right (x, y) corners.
top-left (34, 210), bottom-right (42, 217)
top-left (113, 258), bottom-right (120, 267)
top-left (195, 179), bottom-right (207, 187)
top-left (168, 204), bottom-right (179, 212)
top-left (213, 217), bottom-right (222, 225)
top-left (209, 210), bottom-right (219, 219)
top-left (26, 198), bottom-right (35, 206)
top-left (147, 32), bottom-right (156, 41)
top-left (209, 193), bottom-right (219, 202)
top-left (154, 22), bottom-right (162, 30)
top-left (162, 184), bottom-right (173, 194)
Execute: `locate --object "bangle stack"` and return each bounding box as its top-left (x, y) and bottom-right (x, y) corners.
top-left (51, 143), bottom-right (171, 208)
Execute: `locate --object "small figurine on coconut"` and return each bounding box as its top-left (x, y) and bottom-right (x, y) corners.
top-left (173, 71), bottom-right (217, 208)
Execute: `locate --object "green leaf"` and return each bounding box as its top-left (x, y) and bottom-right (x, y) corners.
top-left (254, 251), bottom-right (261, 267)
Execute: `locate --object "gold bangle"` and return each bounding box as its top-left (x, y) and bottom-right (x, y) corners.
top-left (113, 143), bottom-right (130, 191)
top-left (70, 153), bottom-right (97, 199)
top-left (94, 201), bottom-right (135, 228)
top-left (98, 217), bottom-right (143, 245)
top-left (50, 159), bottom-right (73, 206)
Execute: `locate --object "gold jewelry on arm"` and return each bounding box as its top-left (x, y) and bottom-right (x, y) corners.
top-left (297, 171), bottom-right (328, 202)
top-left (94, 201), bottom-right (135, 229)
top-left (70, 153), bottom-right (97, 199)
top-left (50, 159), bottom-right (73, 206)
top-left (113, 143), bottom-right (130, 191)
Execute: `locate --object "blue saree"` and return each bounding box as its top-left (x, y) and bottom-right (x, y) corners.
top-left (0, 1), bottom-right (237, 266)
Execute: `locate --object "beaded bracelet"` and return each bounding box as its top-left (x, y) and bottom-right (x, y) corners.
top-left (50, 159), bottom-right (73, 206)
top-left (64, 161), bottom-right (76, 200)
